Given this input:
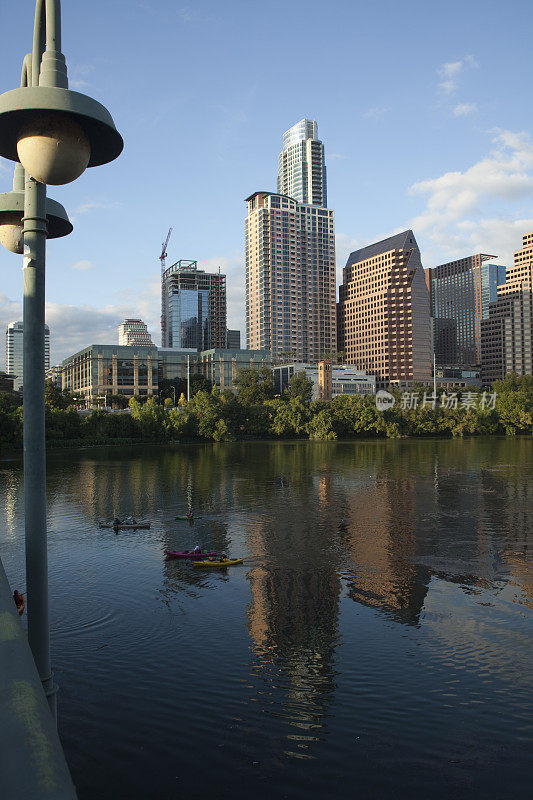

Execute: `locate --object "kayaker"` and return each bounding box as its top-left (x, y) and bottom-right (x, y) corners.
top-left (220, 552), bottom-right (228, 562)
top-left (113, 516), bottom-right (121, 527)
top-left (186, 508), bottom-right (194, 519)
top-left (193, 544), bottom-right (201, 554)
top-left (13, 590), bottom-right (25, 615)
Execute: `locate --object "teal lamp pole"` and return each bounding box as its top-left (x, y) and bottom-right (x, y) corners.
top-left (0, 0), bottom-right (123, 720)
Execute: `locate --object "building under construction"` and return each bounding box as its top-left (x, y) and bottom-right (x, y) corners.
top-left (161, 259), bottom-right (227, 351)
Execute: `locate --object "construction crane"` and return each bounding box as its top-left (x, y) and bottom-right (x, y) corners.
top-left (160, 227), bottom-right (173, 346)
top-left (160, 227), bottom-right (172, 269)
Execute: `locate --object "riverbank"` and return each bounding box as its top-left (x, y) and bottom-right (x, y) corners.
top-left (1, 375), bottom-right (531, 448)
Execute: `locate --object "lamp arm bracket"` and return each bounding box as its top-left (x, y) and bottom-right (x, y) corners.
top-left (33, 0), bottom-right (68, 89)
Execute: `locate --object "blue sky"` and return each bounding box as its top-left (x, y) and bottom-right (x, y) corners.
top-left (1, 0), bottom-right (532, 366)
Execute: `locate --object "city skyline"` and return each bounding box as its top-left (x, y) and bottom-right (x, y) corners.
top-left (1, 0), bottom-right (532, 368)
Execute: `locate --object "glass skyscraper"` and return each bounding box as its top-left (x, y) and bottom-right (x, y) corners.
top-left (425, 255), bottom-right (506, 366)
top-left (277, 118), bottom-right (327, 207)
top-left (161, 261), bottom-right (227, 351)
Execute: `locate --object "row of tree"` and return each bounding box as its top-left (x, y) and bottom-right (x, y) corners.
top-left (0, 370), bottom-right (531, 447)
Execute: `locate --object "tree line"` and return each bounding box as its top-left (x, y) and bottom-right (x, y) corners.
top-left (0, 369), bottom-right (531, 448)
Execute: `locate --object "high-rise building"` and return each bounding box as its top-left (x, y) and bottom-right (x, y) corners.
top-left (481, 233), bottom-right (533, 383)
top-left (245, 192), bottom-right (336, 363)
top-left (245, 117), bottom-right (335, 364)
top-left (6, 320), bottom-right (50, 391)
top-left (277, 119), bottom-right (327, 207)
top-left (337, 230), bottom-right (432, 385)
top-left (161, 260), bottom-right (227, 351)
top-left (425, 255), bottom-right (506, 366)
top-left (118, 319), bottom-right (154, 346)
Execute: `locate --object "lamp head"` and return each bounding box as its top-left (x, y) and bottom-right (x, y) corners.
top-left (17, 112), bottom-right (91, 185)
top-left (0, 211), bottom-right (24, 253)
top-left (0, 189), bottom-right (73, 253)
top-left (0, 86), bottom-right (123, 185)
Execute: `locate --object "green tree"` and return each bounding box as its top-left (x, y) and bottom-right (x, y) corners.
top-left (493, 374), bottom-right (533, 435)
top-left (187, 390), bottom-right (221, 439)
top-left (308, 408), bottom-right (337, 440)
top-left (234, 366), bottom-right (274, 404)
top-left (269, 397), bottom-right (311, 437)
top-left (286, 371), bottom-right (313, 403)
top-left (45, 380), bottom-right (76, 409)
top-left (189, 374), bottom-right (213, 397)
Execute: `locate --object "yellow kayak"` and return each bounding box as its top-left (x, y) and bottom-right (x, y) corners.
top-left (193, 558), bottom-right (243, 568)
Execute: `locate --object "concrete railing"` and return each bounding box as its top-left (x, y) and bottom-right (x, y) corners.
top-left (0, 559), bottom-right (77, 799)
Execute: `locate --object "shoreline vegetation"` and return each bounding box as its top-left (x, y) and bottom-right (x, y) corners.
top-left (0, 370), bottom-right (531, 450)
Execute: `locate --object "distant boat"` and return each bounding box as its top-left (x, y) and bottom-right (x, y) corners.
top-left (99, 520), bottom-right (151, 530)
top-left (193, 558), bottom-right (243, 568)
top-left (165, 550), bottom-right (217, 559)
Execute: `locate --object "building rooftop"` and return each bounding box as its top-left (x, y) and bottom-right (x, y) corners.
top-left (347, 230), bottom-right (417, 265)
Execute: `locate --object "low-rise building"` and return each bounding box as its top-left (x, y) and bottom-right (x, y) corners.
top-left (45, 365), bottom-right (63, 387)
top-left (62, 344), bottom-right (158, 404)
top-left (197, 348), bottom-right (271, 391)
top-left (273, 362), bottom-right (375, 400)
top-left (61, 345), bottom-right (272, 404)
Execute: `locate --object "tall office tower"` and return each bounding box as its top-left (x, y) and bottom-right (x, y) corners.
top-left (277, 119), bottom-right (327, 207)
top-left (118, 319), bottom-right (154, 346)
top-left (481, 233), bottom-right (533, 383)
top-left (337, 230), bottom-right (432, 385)
top-left (425, 255), bottom-right (506, 366)
top-left (161, 260), bottom-right (227, 350)
top-left (245, 192), bottom-right (336, 363)
top-left (6, 320), bottom-right (50, 391)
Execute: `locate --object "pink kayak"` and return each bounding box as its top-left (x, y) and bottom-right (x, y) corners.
top-left (165, 550), bottom-right (218, 560)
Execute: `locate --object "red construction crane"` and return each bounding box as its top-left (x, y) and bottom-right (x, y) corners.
top-left (160, 227), bottom-right (173, 345)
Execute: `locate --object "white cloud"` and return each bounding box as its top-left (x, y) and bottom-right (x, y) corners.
top-left (68, 63), bottom-right (94, 90)
top-left (71, 260), bottom-right (94, 271)
top-left (73, 200), bottom-right (121, 216)
top-left (440, 61), bottom-right (464, 78)
top-left (407, 129), bottom-right (533, 266)
top-left (178, 6), bottom-right (214, 23)
top-left (438, 54), bottom-right (478, 94)
top-left (453, 102), bottom-right (477, 117)
top-left (362, 107), bottom-right (390, 120)
top-left (69, 79), bottom-right (90, 90)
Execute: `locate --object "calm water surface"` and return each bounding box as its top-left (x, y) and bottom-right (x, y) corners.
top-left (1, 439), bottom-right (532, 799)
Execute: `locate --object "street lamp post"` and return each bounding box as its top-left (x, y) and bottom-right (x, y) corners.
top-left (0, 0), bottom-right (123, 720)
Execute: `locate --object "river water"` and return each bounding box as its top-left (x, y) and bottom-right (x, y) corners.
top-left (1, 438), bottom-right (532, 799)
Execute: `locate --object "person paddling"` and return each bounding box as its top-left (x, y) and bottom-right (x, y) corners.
top-left (193, 543), bottom-right (201, 554)
top-left (186, 508), bottom-right (194, 520)
top-left (13, 590), bottom-right (25, 615)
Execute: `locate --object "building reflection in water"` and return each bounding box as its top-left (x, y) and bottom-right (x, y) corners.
top-left (245, 454), bottom-right (343, 759)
